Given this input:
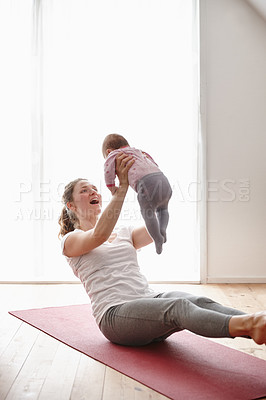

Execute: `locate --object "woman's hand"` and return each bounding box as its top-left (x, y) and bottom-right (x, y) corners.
top-left (63, 153), bottom-right (135, 257)
top-left (115, 152), bottom-right (135, 189)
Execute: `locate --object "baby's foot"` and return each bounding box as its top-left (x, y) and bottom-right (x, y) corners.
top-left (155, 236), bottom-right (164, 254)
top-left (160, 230), bottom-right (167, 243)
top-left (155, 242), bottom-right (163, 254)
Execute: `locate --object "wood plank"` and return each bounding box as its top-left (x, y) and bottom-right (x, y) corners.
top-left (0, 313), bottom-right (21, 358)
top-left (37, 342), bottom-right (80, 400)
top-left (5, 332), bottom-right (59, 400)
top-left (102, 367), bottom-right (167, 400)
top-left (219, 284), bottom-right (259, 312)
top-left (248, 283), bottom-right (266, 309)
top-left (0, 323), bottom-right (39, 399)
top-left (70, 355), bottom-right (106, 400)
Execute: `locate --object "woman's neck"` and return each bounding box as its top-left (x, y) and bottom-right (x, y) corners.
top-left (79, 215), bottom-right (98, 231)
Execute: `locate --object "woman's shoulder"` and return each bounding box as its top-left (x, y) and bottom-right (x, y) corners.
top-left (60, 229), bottom-right (83, 253)
top-left (61, 228), bottom-right (83, 240)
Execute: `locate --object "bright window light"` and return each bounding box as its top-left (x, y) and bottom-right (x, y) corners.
top-left (1, 0), bottom-right (200, 282)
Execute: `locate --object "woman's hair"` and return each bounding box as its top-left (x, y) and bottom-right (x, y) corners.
top-left (102, 133), bottom-right (129, 157)
top-left (58, 178), bottom-right (86, 238)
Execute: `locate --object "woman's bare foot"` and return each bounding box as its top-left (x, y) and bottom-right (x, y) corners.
top-left (248, 312), bottom-right (266, 345)
top-left (229, 312), bottom-right (266, 345)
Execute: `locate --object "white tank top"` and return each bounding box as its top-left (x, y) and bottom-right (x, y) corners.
top-left (61, 225), bottom-right (157, 324)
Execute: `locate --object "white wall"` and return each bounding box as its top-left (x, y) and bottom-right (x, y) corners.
top-left (200, 0), bottom-right (266, 282)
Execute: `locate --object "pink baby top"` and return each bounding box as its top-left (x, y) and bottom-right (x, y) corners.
top-left (104, 146), bottom-right (161, 191)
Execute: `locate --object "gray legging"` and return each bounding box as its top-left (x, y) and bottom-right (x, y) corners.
top-left (99, 291), bottom-right (247, 346)
top-left (136, 172), bottom-right (172, 254)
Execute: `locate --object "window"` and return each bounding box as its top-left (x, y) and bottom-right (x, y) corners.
top-left (1, 0), bottom-right (200, 282)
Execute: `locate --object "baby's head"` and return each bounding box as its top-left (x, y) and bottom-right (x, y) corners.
top-left (102, 133), bottom-right (129, 159)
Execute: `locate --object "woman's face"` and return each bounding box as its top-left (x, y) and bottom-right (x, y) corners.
top-left (69, 180), bottom-right (102, 218)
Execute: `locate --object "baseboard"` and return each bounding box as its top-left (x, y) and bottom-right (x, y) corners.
top-left (207, 276), bottom-right (266, 284)
top-left (2, 278), bottom-right (265, 285)
top-left (0, 280), bottom-right (201, 285)
top-left (0, 280), bottom-right (81, 284)
top-left (149, 281), bottom-right (201, 285)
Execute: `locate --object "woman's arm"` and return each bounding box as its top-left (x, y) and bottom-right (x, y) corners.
top-left (132, 226), bottom-right (153, 250)
top-left (64, 153), bottom-right (134, 257)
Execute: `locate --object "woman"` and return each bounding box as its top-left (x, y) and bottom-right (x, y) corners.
top-left (58, 153), bottom-right (266, 346)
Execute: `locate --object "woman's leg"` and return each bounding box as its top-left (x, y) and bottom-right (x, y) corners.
top-left (160, 292), bottom-right (266, 344)
top-left (99, 296), bottom-right (236, 346)
top-left (157, 291), bottom-right (246, 316)
top-left (99, 295), bottom-right (266, 346)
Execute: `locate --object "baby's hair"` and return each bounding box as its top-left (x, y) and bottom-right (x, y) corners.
top-left (102, 133), bottom-right (129, 157)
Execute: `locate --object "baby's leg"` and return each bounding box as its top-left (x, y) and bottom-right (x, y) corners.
top-left (157, 207), bottom-right (169, 243)
top-left (137, 179), bottom-right (163, 253)
top-left (156, 174), bottom-right (172, 242)
top-left (137, 173), bottom-right (171, 254)
top-left (138, 201), bottom-right (164, 254)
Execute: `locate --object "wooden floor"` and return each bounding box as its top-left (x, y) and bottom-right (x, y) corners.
top-left (1, 283), bottom-right (266, 399)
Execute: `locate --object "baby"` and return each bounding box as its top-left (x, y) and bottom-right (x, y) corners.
top-left (102, 133), bottom-right (172, 254)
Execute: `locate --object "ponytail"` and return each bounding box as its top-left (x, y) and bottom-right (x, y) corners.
top-left (58, 206), bottom-right (75, 238)
top-left (58, 178), bottom-right (86, 238)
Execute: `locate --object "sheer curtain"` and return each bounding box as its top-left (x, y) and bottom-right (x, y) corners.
top-left (1, 0), bottom-right (200, 282)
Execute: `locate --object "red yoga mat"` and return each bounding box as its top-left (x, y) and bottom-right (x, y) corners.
top-left (9, 304), bottom-right (266, 400)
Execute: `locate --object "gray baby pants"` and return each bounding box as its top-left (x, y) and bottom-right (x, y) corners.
top-left (99, 291), bottom-right (246, 346)
top-left (136, 172), bottom-right (172, 254)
